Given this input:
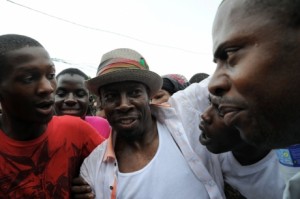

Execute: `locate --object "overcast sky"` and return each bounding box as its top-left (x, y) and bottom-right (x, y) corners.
top-left (0, 0), bottom-right (221, 79)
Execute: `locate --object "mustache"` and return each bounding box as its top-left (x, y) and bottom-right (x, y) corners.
top-left (209, 94), bottom-right (245, 106)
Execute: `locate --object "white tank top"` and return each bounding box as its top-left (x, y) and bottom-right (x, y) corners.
top-left (117, 121), bottom-right (209, 199)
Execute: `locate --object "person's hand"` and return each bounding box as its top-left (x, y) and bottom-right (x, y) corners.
top-left (71, 176), bottom-right (95, 199)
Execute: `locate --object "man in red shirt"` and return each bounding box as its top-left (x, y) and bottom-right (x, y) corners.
top-left (0, 34), bottom-right (104, 198)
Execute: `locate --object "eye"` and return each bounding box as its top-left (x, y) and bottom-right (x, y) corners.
top-left (56, 89), bottom-right (66, 97)
top-left (22, 75), bottom-right (35, 84)
top-left (130, 89), bottom-right (143, 97)
top-left (103, 93), bottom-right (116, 103)
top-left (76, 90), bottom-right (88, 98)
top-left (220, 47), bottom-right (239, 61)
top-left (48, 73), bottom-right (55, 80)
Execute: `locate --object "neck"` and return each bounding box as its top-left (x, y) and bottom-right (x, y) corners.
top-left (0, 113), bottom-right (48, 141)
top-left (115, 117), bottom-right (158, 150)
top-left (232, 143), bottom-right (271, 166)
top-left (114, 117), bottom-right (159, 173)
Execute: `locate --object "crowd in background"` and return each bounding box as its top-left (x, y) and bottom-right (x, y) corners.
top-left (1, 0), bottom-right (300, 198)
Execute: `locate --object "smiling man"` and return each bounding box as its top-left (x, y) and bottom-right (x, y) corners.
top-left (208, 0), bottom-right (300, 198)
top-left (79, 48), bottom-right (226, 199)
top-left (54, 68), bottom-right (111, 139)
top-left (55, 68), bottom-right (91, 118)
top-left (0, 34), bottom-right (104, 198)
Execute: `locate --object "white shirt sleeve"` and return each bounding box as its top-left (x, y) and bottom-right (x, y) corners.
top-left (283, 171), bottom-right (300, 199)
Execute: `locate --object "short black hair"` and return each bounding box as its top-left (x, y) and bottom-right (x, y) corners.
top-left (221, 0), bottom-right (300, 28)
top-left (189, 73), bottom-right (209, 84)
top-left (56, 68), bottom-right (89, 80)
top-left (0, 34), bottom-right (43, 82)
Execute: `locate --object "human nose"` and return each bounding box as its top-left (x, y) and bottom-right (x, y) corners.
top-left (201, 107), bottom-right (212, 125)
top-left (117, 93), bottom-right (132, 110)
top-left (37, 77), bottom-right (55, 96)
top-left (65, 93), bottom-right (77, 105)
top-left (208, 68), bottom-right (230, 97)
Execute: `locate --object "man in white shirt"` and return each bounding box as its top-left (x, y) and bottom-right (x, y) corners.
top-left (79, 48), bottom-right (225, 199)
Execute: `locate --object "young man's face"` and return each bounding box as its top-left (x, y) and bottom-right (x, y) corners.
top-left (199, 103), bottom-right (241, 154)
top-left (100, 81), bottom-right (152, 139)
top-left (208, 0), bottom-right (300, 149)
top-left (0, 46), bottom-right (56, 124)
top-left (54, 74), bottom-right (89, 118)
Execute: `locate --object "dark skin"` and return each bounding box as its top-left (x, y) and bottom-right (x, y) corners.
top-left (0, 46), bottom-right (56, 141)
top-left (101, 81), bottom-right (158, 172)
top-left (72, 81), bottom-right (158, 198)
top-left (54, 74), bottom-right (89, 119)
top-left (71, 178), bottom-right (95, 199)
top-left (208, 0), bottom-right (300, 149)
top-left (200, 97), bottom-right (269, 165)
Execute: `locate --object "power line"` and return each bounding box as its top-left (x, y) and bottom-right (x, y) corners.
top-left (6, 0), bottom-right (209, 55)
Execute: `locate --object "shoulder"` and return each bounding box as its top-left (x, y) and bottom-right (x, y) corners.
top-left (81, 140), bottom-right (109, 168)
top-left (50, 115), bottom-right (101, 137)
top-left (51, 115), bottom-right (85, 126)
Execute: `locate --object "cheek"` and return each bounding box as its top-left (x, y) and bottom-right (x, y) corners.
top-left (51, 80), bottom-right (57, 90)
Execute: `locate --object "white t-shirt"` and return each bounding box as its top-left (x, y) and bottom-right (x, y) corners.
top-left (117, 121), bottom-right (209, 199)
top-left (219, 151), bottom-right (285, 199)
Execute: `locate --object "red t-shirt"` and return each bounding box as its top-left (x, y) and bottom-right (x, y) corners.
top-left (0, 115), bottom-right (104, 198)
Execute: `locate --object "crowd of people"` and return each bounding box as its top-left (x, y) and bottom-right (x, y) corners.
top-left (0, 0), bottom-right (300, 198)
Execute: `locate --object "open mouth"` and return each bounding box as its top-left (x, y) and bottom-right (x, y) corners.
top-left (120, 118), bottom-right (135, 124)
top-left (116, 117), bottom-right (137, 128)
top-left (36, 101), bottom-right (54, 115)
top-left (199, 130), bottom-right (212, 145)
top-left (199, 123), bottom-right (212, 145)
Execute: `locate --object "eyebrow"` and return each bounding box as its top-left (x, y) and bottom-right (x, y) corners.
top-left (213, 41), bottom-right (228, 63)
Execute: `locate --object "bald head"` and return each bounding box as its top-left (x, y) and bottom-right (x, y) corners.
top-left (220, 0), bottom-right (300, 28)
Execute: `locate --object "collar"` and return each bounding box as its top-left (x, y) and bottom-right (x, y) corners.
top-left (103, 128), bottom-right (116, 163)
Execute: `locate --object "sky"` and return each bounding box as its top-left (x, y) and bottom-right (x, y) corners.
top-left (0, 0), bottom-right (222, 80)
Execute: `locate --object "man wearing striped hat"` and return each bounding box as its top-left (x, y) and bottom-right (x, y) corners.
top-left (79, 48), bottom-right (225, 199)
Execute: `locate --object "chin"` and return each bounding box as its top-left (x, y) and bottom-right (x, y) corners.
top-left (207, 147), bottom-right (226, 154)
top-left (35, 113), bottom-right (54, 124)
top-left (118, 130), bottom-right (142, 141)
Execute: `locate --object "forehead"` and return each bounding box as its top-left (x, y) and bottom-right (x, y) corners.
top-left (5, 46), bottom-right (51, 66)
top-left (57, 74), bottom-right (86, 86)
top-left (212, 0), bottom-right (275, 53)
top-left (101, 81), bottom-right (147, 93)
top-left (3, 46), bottom-right (54, 76)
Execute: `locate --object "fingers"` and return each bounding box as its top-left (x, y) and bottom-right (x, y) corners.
top-left (71, 177), bottom-right (95, 199)
top-left (72, 177), bottom-right (89, 185)
top-left (71, 192), bottom-right (95, 199)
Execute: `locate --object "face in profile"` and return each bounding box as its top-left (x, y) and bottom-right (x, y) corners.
top-left (199, 98), bottom-right (241, 154)
top-left (0, 46), bottom-right (56, 124)
top-left (208, 0), bottom-right (300, 148)
top-left (54, 74), bottom-right (89, 118)
top-left (151, 89), bottom-right (171, 105)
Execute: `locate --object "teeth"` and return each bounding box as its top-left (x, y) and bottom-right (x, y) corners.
top-left (120, 119), bottom-right (134, 124)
